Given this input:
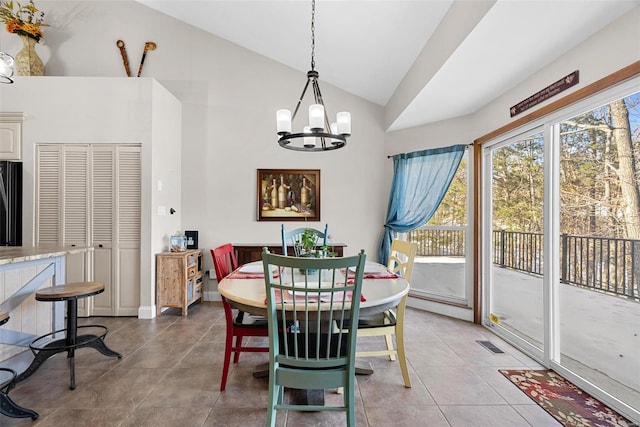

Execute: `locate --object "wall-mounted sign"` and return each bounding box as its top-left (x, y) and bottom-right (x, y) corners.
top-left (510, 70), bottom-right (579, 117)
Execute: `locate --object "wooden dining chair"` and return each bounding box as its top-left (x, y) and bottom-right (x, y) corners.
top-left (355, 239), bottom-right (417, 388)
top-left (281, 224), bottom-right (329, 257)
top-left (262, 248), bottom-right (366, 427)
top-left (211, 243), bottom-right (269, 391)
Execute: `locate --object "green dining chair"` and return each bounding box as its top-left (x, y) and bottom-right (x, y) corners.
top-left (262, 248), bottom-right (366, 427)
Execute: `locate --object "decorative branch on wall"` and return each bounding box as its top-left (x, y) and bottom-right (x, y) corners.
top-left (115, 40), bottom-right (156, 77)
top-left (116, 40), bottom-right (131, 77)
top-left (137, 42), bottom-right (156, 77)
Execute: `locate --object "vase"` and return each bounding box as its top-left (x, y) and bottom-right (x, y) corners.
top-left (14, 34), bottom-right (44, 77)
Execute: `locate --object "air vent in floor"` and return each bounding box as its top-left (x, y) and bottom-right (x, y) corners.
top-left (476, 340), bottom-right (505, 354)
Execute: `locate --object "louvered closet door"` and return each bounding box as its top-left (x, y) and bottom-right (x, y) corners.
top-left (90, 145), bottom-right (141, 316)
top-left (91, 146), bottom-right (115, 315)
top-left (36, 145), bottom-right (91, 283)
top-left (36, 145), bottom-right (92, 315)
top-left (35, 146), bottom-right (61, 246)
top-left (36, 144), bottom-right (141, 317)
top-left (34, 146), bottom-right (68, 330)
top-left (62, 146), bottom-right (91, 286)
top-left (114, 146), bottom-right (141, 316)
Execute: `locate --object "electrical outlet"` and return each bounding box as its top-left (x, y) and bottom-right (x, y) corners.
top-left (208, 269), bottom-right (216, 280)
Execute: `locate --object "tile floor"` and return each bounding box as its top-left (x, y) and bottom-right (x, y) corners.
top-left (2, 302), bottom-right (562, 426)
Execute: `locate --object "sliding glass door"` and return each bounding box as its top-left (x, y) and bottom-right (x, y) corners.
top-left (484, 128), bottom-right (545, 361)
top-left (554, 92), bottom-right (640, 414)
top-left (482, 79), bottom-right (640, 421)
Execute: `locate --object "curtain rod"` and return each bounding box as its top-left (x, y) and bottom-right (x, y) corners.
top-left (387, 143), bottom-right (473, 158)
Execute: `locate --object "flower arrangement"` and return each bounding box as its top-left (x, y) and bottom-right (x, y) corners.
top-left (0, 0), bottom-right (47, 42)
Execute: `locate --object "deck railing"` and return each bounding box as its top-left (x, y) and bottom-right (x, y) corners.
top-left (408, 226), bottom-right (466, 257)
top-left (407, 226), bottom-right (639, 300)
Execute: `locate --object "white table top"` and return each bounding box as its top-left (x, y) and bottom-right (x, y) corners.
top-left (218, 262), bottom-right (409, 317)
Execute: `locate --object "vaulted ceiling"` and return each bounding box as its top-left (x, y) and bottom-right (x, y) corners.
top-left (136, 0), bottom-right (639, 131)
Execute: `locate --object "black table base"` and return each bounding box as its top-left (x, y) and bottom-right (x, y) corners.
top-left (253, 361), bottom-right (373, 407)
top-left (0, 368), bottom-right (38, 420)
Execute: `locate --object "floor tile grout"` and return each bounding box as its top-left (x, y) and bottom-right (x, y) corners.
top-left (2, 302), bottom-right (564, 426)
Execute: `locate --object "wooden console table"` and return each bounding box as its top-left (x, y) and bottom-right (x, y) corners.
top-left (233, 243), bottom-right (346, 266)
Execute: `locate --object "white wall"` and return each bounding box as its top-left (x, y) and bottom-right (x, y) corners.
top-left (146, 79), bottom-right (183, 315)
top-left (0, 1), bottom-right (386, 303)
top-left (386, 6), bottom-right (640, 151)
top-left (0, 76), bottom-right (153, 247)
top-left (0, 77), bottom-right (182, 314)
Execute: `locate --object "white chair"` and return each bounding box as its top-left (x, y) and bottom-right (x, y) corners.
top-left (355, 239), bottom-right (416, 387)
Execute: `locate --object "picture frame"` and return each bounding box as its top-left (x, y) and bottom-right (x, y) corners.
top-left (257, 169), bottom-right (320, 221)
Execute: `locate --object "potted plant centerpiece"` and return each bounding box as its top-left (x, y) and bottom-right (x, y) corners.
top-left (296, 228), bottom-right (320, 274)
top-left (300, 228), bottom-right (318, 256)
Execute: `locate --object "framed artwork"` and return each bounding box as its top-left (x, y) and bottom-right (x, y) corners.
top-left (257, 169), bottom-right (320, 221)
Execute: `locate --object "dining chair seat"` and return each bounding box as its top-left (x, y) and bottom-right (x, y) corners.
top-left (234, 312), bottom-right (268, 327)
top-left (353, 309), bottom-right (397, 328)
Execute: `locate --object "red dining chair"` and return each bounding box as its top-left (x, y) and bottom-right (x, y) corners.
top-left (211, 243), bottom-right (269, 391)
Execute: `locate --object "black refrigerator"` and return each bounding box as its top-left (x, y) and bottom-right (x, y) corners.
top-left (0, 160), bottom-right (22, 246)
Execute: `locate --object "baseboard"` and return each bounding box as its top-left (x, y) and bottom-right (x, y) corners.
top-left (407, 297), bottom-right (474, 322)
top-left (138, 305), bottom-right (156, 319)
top-left (204, 290), bottom-right (222, 302)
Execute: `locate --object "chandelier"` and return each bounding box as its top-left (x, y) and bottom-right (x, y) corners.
top-left (276, 0), bottom-right (351, 151)
top-left (0, 52), bottom-right (15, 83)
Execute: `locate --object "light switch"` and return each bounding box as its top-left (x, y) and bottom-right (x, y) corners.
top-left (158, 206), bottom-right (166, 216)
top-left (157, 180), bottom-right (163, 191)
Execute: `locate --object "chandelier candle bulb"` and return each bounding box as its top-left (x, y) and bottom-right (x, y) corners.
top-left (337, 112), bottom-right (351, 135)
top-left (309, 104), bottom-right (325, 130)
top-left (276, 109), bottom-right (292, 134)
top-left (330, 122), bottom-right (340, 145)
top-left (303, 126), bottom-right (315, 148)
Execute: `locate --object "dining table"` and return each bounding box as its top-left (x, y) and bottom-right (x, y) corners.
top-left (217, 258), bottom-right (410, 404)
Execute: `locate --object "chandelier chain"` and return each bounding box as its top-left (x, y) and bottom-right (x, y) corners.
top-left (275, 0), bottom-right (350, 151)
top-left (310, 0), bottom-right (315, 71)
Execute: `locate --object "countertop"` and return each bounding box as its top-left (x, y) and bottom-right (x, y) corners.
top-left (0, 246), bottom-right (93, 266)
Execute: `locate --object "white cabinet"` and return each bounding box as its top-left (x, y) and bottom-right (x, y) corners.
top-left (0, 112), bottom-right (23, 160)
top-left (35, 144), bottom-right (141, 316)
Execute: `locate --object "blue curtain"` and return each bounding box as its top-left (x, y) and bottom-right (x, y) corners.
top-left (379, 144), bottom-right (466, 265)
